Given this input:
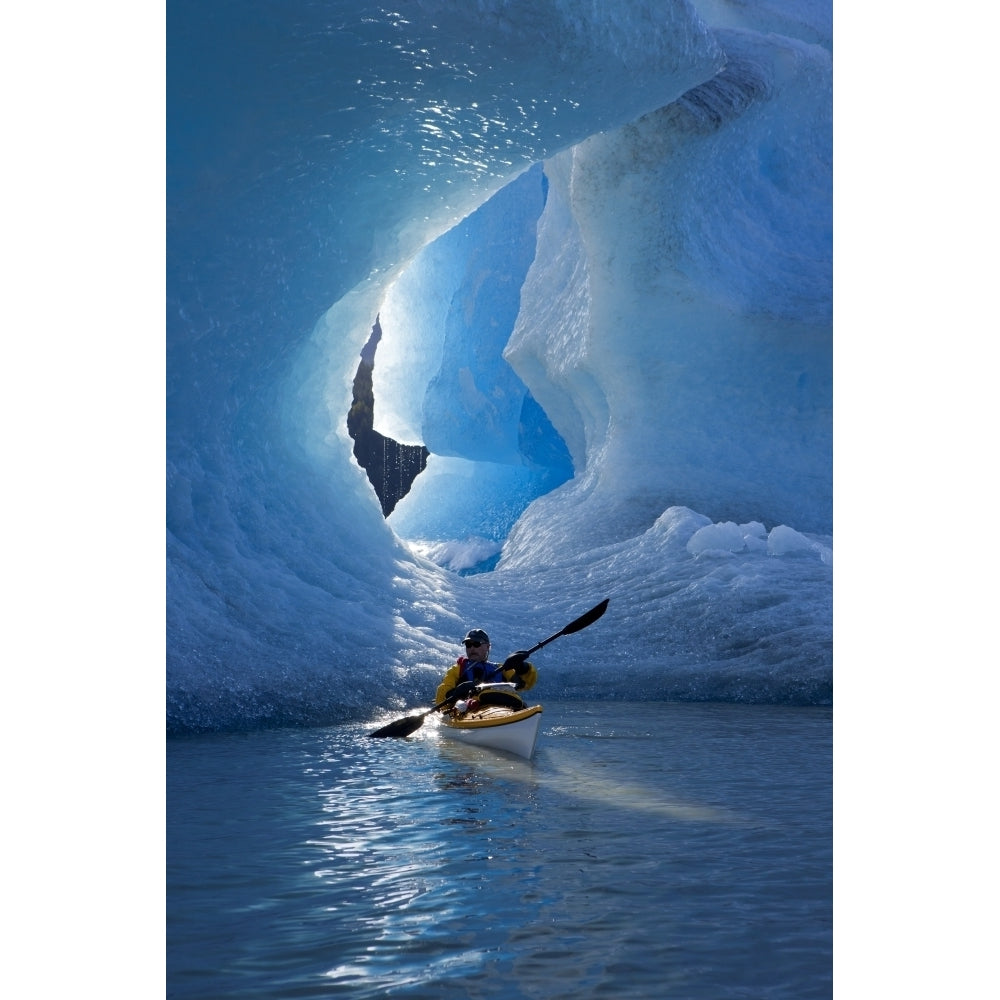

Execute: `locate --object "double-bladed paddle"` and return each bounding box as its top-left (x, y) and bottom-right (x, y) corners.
top-left (366, 695), bottom-right (457, 739)
top-left (518, 596), bottom-right (610, 657)
top-left (368, 597), bottom-right (610, 739)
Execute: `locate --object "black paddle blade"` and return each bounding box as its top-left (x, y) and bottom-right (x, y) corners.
top-left (562, 598), bottom-right (609, 635)
top-left (369, 715), bottom-right (425, 738)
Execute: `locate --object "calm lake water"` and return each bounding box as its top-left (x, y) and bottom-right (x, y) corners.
top-left (167, 701), bottom-right (831, 998)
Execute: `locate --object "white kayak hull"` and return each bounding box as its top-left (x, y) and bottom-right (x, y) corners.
top-left (440, 704), bottom-right (543, 760)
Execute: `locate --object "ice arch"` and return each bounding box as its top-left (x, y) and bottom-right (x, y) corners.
top-left (368, 164), bottom-right (574, 574)
top-left (167, 0), bottom-right (832, 733)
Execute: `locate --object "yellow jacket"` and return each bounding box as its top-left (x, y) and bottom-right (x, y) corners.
top-left (436, 656), bottom-right (537, 705)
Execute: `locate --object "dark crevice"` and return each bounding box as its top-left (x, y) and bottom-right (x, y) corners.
top-left (347, 316), bottom-right (429, 517)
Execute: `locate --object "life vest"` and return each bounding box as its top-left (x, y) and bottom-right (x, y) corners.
top-left (457, 655), bottom-right (506, 686)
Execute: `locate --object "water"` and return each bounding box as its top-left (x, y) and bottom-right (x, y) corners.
top-left (167, 701), bottom-right (831, 998)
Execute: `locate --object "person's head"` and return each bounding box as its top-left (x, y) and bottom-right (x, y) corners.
top-left (462, 628), bottom-right (490, 662)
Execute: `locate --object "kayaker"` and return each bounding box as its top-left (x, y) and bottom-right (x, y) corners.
top-left (436, 628), bottom-right (538, 705)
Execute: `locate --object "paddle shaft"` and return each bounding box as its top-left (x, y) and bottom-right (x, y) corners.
top-left (521, 598), bottom-right (610, 658)
top-left (421, 695), bottom-right (456, 717)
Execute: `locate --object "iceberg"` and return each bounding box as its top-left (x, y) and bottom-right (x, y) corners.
top-left (167, 0), bottom-right (832, 733)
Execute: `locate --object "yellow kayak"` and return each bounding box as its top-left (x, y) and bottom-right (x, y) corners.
top-left (440, 685), bottom-right (543, 759)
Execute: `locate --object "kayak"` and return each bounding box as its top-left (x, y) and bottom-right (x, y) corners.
top-left (439, 683), bottom-right (543, 760)
top-left (368, 600), bottom-right (609, 748)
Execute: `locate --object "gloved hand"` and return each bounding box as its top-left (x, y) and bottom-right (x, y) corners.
top-left (446, 680), bottom-right (477, 701)
top-left (503, 651), bottom-right (532, 675)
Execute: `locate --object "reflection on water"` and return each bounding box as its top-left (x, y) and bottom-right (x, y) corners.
top-left (168, 701), bottom-right (831, 999)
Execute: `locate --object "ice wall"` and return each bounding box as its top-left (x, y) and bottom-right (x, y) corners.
top-left (167, 0), bottom-right (832, 733)
top-left (503, 25), bottom-right (832, 569)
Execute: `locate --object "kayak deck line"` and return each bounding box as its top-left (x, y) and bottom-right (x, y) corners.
top-left (443, 704), bottom-right (543, 729)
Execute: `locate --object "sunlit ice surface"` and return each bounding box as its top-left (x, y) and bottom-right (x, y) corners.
top-left (167, 1), bottom-right (831, 734)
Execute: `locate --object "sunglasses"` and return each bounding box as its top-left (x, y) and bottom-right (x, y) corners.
top-left (464, 640), bottom-right (485, 648)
